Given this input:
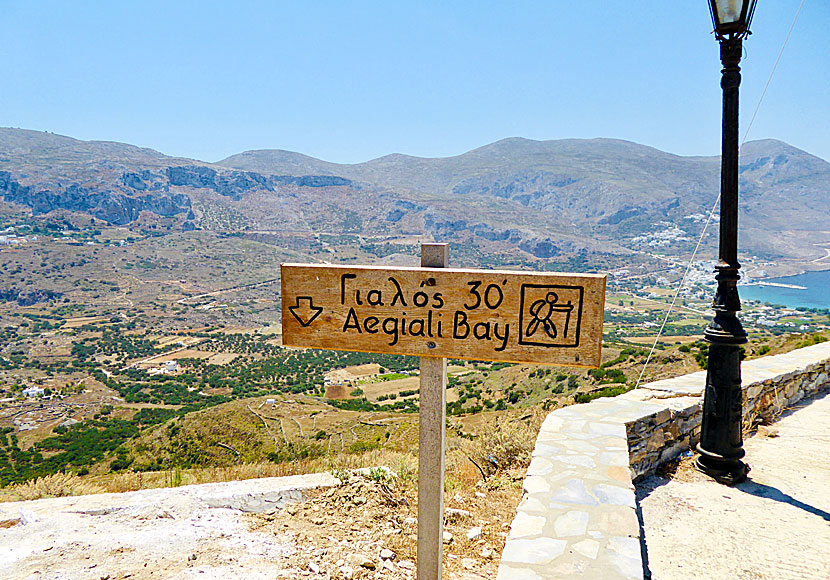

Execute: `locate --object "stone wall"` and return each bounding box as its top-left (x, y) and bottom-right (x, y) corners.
top-left (497, 341), bottom-right (830, 580)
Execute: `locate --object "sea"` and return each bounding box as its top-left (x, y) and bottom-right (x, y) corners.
top-left (740, 269), bottom-right (830, 310)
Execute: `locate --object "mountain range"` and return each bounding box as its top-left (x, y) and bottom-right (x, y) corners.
top-left (2, 128), bottom-right (829, 267)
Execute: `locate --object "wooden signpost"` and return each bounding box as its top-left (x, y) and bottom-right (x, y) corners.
top-left (280, 244), bottom-right (606, 579)
top-left (281, 259), bottom-right (605, 367)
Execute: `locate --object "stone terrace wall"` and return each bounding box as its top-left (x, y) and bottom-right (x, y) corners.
top-left (497, 341), bottom-right (830, 580)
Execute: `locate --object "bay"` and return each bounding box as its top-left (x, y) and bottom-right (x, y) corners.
top-left (740, 269), bottom-right (830, 310)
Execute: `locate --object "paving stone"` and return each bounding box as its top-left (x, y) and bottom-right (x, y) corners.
top-left (500, 538), bottom-right (567, 565)
top-left (592, 484), bottom-right (636, 508)
top-left (508, 512), bottom-right (546, 539)
top-left (517, 496), bottom-right (547, 514)
top-left (522, 476), bottom-right (551, 495)
top-left (553, 454), bottom-right (596, 468)
top-left (526, 457), bottom-right (554, 477)
top-left (605, 466), bottom-right (633, 484)
top-left (599, 450), bottom-right (630, 467)
top-left (550, 479), bottom-right (598, 506)
top-left (531, 443), bottom-right (564, 457)
top-left (561, 439), bottom-right (600, 453)
top-left (539, 415), bottom-right (564, 433)
top-left (552, 510), bottom-right (589, 537)
top-left (590, 506), bottom-right (641, 537)
top-left (561, 419), bottom-right (587, 431)
top-left (539, 469), bottom-right (579, 485)
top-left (606, 536), bottom-right (645, 579)
top-left (571, 538), bottom-right (600, 560)
top-left (587, 422), bottom-right (627, 437)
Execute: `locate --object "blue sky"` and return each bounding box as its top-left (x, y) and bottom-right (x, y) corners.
top-left (1, 1), bottom-right (827, 163)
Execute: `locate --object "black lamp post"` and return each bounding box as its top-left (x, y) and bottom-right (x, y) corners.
top-left (695, 0), bottom-right (758, 485)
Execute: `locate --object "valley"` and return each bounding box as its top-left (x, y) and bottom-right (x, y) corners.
top-left (1, 128), bottom-right (829, 497)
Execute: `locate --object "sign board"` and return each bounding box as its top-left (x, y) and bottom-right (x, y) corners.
top-left (281, 263), bottom-right (606, 367)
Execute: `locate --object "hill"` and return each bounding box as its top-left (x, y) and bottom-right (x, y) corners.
top-left (220, 136), bottom-right (830, 264)
top-left (2, 128), bottom-right (829, 267)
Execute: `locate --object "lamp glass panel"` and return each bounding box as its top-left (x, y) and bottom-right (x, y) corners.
top-left (716, 0), bottom-right (743, 24)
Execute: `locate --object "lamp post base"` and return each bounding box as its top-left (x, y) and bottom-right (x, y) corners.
top-left (694, 445), bottom-right (749, 485)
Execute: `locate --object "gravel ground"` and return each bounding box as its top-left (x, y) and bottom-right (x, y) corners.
top-left (0, 470), bottom-right (520, 579)
top-left (637, 391), bottom-right (830, 580)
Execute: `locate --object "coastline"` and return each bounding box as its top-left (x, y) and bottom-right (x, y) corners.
top-left (742, 281), bottom-right (808, 290)
top-left (739, 268), bottom-right (830, 310)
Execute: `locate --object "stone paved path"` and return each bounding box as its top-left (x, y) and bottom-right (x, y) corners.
top-left (638, 391), bottom-right (830, 580)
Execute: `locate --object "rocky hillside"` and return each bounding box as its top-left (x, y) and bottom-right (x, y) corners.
top-left (0, 129), bottom-right (354, 228)
top-left (2, 127), bottom-right (829, 264)
top-left (221, 137), bottom-right (830, 259)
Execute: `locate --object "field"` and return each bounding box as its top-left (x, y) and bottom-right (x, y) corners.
top-left (1, 211), bottom-right (829, 497)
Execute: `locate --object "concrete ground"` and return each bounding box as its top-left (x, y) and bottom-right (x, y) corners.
top-left (637, 390), bottom-right (830, 580)
top-left (0, 472), bottom-right (339, 580)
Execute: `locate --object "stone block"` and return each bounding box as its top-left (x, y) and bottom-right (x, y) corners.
top-left (500, 538), bottom-right (568, 565)
top-left (523, 476), bottom-right (551, 495)
top-left (509, 512), bottom-right (547, 539)
top-left (645, 429), bottom-right (665, 452)
top-left (606, 536), bottom-right (645, 580)
top-left (592, 484), bottom-right (636, 508)
top-left (553, 510), bottom-right (589, 537)
top-left (590, 505), bottom-right (641, 537)
top-left (550, 479), bottom-right (599, 506)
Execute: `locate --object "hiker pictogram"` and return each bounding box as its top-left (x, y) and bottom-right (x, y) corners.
top-left (518, 283), bottom-right (584, 348)
top-left (526, 291), bottom-right (574, 340)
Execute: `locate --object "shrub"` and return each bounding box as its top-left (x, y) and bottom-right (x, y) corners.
top-left (574, 385), bottom-right (633, 404)
top-left (469, 416), bottom-right (538, 477)
top-left (346, 440), bottom-right (381, 455)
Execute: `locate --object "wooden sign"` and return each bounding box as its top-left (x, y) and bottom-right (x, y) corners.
top-left (281, 263), bottom-right (606, 367)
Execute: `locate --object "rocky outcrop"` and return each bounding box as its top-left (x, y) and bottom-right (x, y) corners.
top-left (165, 166), bottom-right (352, 200)
top-left (270, 175), bottom-right (352, 188)
top-left (166, 166), bottom-right (271, 200)
top-left (422, 213), bottom-right (565, 258)
top-left (1, 171), bottom-right (193, 225)
top-left (452, 171), bottom-right (578, 199)
top-left (517, 237), bottom-right (561, 258)
top-left (121, 170), bottom-right (165, 191)
top-left (1, 162), bottom-right (357, 225)
top-left (1, 163), bottom-right (355, 225)
top-left (384, 199), bottom-right (427, 223)
top-left (0, 287), bottom-right (62, 306)
top-left (599, 206), bottom-right (645, 225)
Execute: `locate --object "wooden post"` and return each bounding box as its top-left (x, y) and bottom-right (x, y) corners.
top-left (417, 243), bottom-right (448, 580)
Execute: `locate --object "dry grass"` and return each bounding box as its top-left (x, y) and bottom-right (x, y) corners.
top-left (0, 472), bottom-right (105, 502)
top-left (0, 408), bottom-right (544, 503)
top-left (743, 382), bottom-right (788, 436)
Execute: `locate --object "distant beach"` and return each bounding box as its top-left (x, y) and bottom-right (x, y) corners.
top-left (741, 270), bottom-right (830, 309)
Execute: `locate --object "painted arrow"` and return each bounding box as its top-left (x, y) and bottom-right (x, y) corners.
top-left (288, 296), bottom-right (323, 327)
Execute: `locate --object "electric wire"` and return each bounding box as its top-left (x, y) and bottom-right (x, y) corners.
top-left (742, 0), bottom-right (807, 145)
top-left (635, 2), bottom-right (806, 387)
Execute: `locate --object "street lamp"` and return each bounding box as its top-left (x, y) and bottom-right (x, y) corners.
top-left (695, 0), bottom-right (758, 485)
